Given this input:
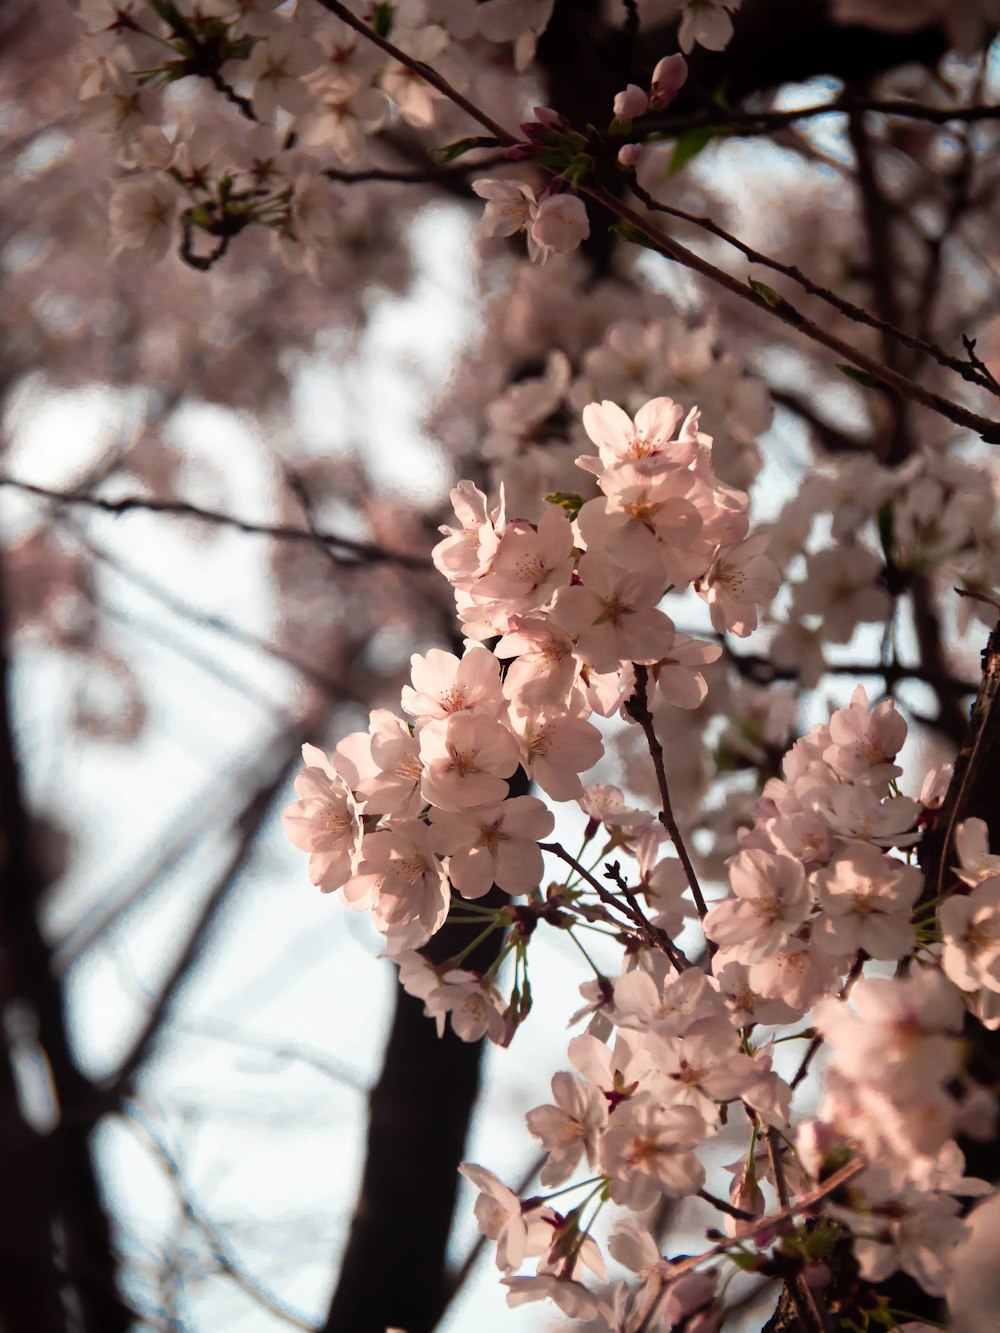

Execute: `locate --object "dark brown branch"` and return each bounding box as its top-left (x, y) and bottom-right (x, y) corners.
top-left (697, 1186), bottom-right (755, 1222)
top-left (312, 0), bottom-right (517, 146)
top-left (627, 180), bottom-right (998, 395)
top-left (640, 95), bottom-right (1000, 137)
top-left (0, 563), bottom-right (131, 1332)
top-left (3, 476), bottom-right (430, 569)
top-left (586, 182), bottom-right (1000, 443)
top-left (539, 840), bottom-right (653, 941)
top-left (764, 1124), bottom-right (828, 1332)
top-left (126, 1108), bottom-right (315, 1330)
top-left (918, 613), bottom-right (1000, 909)
top-left (99, 737), bottom-right (303, 1106)
top-left (624, 666), bottom-right (708, 920)
top-left (323, 153), bottom-right (505, 184)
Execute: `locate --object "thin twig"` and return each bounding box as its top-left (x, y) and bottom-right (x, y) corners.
top-left (603, 859), bottom-right (690, 970)
top-left (624, 666), bottom-right (708, 921)
top-left (98, 739), bottom-right (302, 1106)
top-left (310, 0), bottom-right (1000, 442)
top-left (697, 1187), bottom-right (755, 1222)
top-left (640, 97), bottom-right (1000, 137)
top-left (637, 1158), bottom-right (866, 1330)
top-left (539, 840), bottom-right (653, 942)
top-left (628, 180), bottom-right (998, 395)
top-left (764, 1123), bottom-right (829, 1332)
top-left (312, 0), bottom-right (516, 146)
top-left (2, 475), bottom-right (429, 568)
top-left (586, 183), bottom-right (1000, 443)
top-left (125, 1107), bottom-right (317, 1331)
top-left (324, 153), bottom-right (505, 184)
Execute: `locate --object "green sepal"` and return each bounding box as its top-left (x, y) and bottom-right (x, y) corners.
top-left (749, 277), bottom-right (784, 308)
top-left (611, 221), bottom-right (664, 252)
top-left (433, 136), bottom-right (492, 163)
top-left (835, 362), bottom-right (880, 388)
top-left (544, 491), bottom-right (585, 521)
top-left (371, 1), bottom-right (394, 37)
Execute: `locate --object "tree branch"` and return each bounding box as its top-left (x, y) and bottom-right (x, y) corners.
top-left (2, 476), bottom-right (430, 569)
top-left (98, 736), bottom-right (303, 1107)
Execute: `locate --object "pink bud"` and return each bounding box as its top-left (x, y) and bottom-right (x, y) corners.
top-left (532, 105), bottom-right (570, 131)
top-left (617, 143), bottom-right (644, 168)
top-left (650, 53), bottom-right (688, 108)
top-left (613, 83), bottom-right (648, 119)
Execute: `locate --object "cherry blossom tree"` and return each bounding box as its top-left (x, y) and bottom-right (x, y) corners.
top-left (7, 1), bottom-right (1000, 1331)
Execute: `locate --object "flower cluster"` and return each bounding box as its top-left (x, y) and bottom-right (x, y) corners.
top-left (285, 370), bottom-right (1000, 1325)
top-left (285, 393), bottom-right (774, 1033)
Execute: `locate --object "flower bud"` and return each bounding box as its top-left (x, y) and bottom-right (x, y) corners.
top-left (617, 142), bottom-right (643, 169)
top-left (613, 83), bottom-right (648, 119)
top-left (650, 53), bottom-right (688, 108)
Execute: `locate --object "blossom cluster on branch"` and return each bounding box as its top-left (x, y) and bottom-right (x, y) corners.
top-left (284, 385), bottom-right (1000, 1329)
top-left (66, 0), bottom-right (1000, 1327)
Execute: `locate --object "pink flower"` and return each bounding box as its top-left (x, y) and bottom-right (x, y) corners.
top-left (550, 553), bottom-right (675, 673)
top-left (745, 940), bottom-right (840, 1011)
top-left (703, 848), bottom-right (811, 962)
top-left (678, 0), bottom-right (742, 54)
top-left (599, 1096), bottom-right (706, 1208)
top-left (428, 795), bottom-right (554, 897)
top-left (496, 617), bottom-right (578, 707)
top-left (459, 1164), bottom-right (533, 1271)
top-left (824, 685), bottom-right (908, 784)
top-left (425, 970), bottom-right (508, 1042)
top-left (815, 970), bottom-right (964, 1098)
top-left (472, 177), bottom-right (537, 238)
top-left (476, 507), bottom-right (575, 613)
top-left (696, 534), bottom-right (779, 636)
top-left (401, 645), bottom-right (504, 721)
top-left (502, 1274), bottom-right (600, 1319)
top-left (940, 875), bottom-right (1000, 993)
top-left (283, 744), bottom-right (364, 893)
top-left (506, 705), bottom-right (604, 800)
top-left (580, 397), bottom-right (693, 471)
top-left (813, 840), bottom-right (922, 960)
top-left (345, 822), bottom-right (451, 938)
top-left (954, 818), bottom-right (1000, 886)
top-left (432, 480), bottom-right (505, 586)
top-left (528, 194), bottom-right (590, 263)
top-left (357, 709), bottom-right (424, 818)
top-left (525, 1070), bottom-right (608, 1184)
top-left (418, 713), bottom-right (519, 811)
top-left (577, 463), bottom-right (708, 586)
top-left (649, 633), bottom-right (722, 709)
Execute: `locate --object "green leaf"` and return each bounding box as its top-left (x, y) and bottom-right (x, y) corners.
top-left (544, 491), bottom-right (585, 520)
top-left (371, 1), bottom-right (394, 38)
top-left (610, 221), bottom-right (666, 254)
top-left (876, 501), bottom-right (895, 561)
top-left (669, 126), bottom-right (716, 175)
top-left (835, 362), bottom-right (880, 388)
top-left (432, 135), bottom-right (499, 164)
top-left (748, 277), bottom-right (784, 308)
